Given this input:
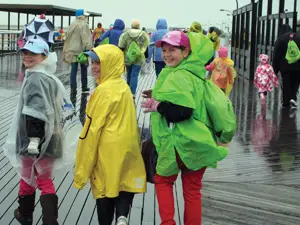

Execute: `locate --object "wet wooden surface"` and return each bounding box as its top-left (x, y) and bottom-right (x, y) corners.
top-left (0, 51), bottom-right (299, 224)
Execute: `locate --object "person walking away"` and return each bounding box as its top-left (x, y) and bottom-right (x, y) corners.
top-left (93, 23), bottom-right (105, 43)
top-left (187, 21), bottom-right (214, 67)
top-left (74, 44), bottom-right (146, 225)
top-left (141, 31), bottom-right (228, 225)
top-left (273, 24), bottom-right (300, 108)
top-left (63, 9), bottom-right (93, 94)
top-left (205, 46), bottom-right (236, 95)
top-left (254, 54), bottom-right (279, 105)
top-left (118, 19), bottom-right (149, 98)
top-left (147, 18), bottom-right (168, 77)
top-left (95, 19), bottom-right (125, 47)
top-left (3, 39), bottom-right (80, 225)
top-left (205, 27), bottom-right (221, 69)
top-left (58, 28), bottom-right (65, 41)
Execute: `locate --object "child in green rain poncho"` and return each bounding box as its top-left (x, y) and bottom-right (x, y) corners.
top-left (141, 31), bottom-right (228, 225)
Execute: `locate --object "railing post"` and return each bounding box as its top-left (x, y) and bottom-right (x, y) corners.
top-left (250, 2), bottom-right (257, 80)
top-left (293, 0), bottom-right (297, 32)
top-left (8, 12), bottom-right (10, 30)
top-left (17, 12), bottom-right (20, 30)
top-left (256, 0), bottom-right (262, 57)
top-left (52, 13), bottom-right (55, 27)
top-left (278, 0), bottom-right (285, 31)
top-left (1, 34), bottom-right (4, 56)
top-left (92, 16), bottom-right (95, 30)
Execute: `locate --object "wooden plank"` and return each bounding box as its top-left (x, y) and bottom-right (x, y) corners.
top-left (175, 178), bottom-right (184, 225)
top-left (0, 180), bottom-right (18, 224)
top-left (128, 193), bottom-right (143, 225)
top-left (88, 205), bottom-right (98, 225)
top-left (141, 183), bottom-right (155, 225)
top-left (76, 189), bottom-right (96, 225)
top-left (0, 167), bottom-right (17, 191)
top-left (62, 182), bottom-right (91, 225)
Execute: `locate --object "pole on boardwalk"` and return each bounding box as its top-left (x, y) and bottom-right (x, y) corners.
top-left (17, 12), bottom-right (20, 30)
top-left (8, 12), bottom-right (10, 30)
top-left (293, 0), bottom-right (297, 32)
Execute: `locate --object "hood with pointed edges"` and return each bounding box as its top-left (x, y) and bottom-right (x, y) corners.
top-left (92, 44), bottom-right (125, 85)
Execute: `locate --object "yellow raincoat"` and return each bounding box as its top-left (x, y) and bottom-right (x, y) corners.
top-left (74, 44), bottom-right (146, 199)
top-left (207, 31), bottom-right (220, 51)
top-left (209, 57), bottom-right (236, 96)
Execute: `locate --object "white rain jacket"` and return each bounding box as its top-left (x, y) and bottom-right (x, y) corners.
top-left (3, 52), bottom-right (82, 186)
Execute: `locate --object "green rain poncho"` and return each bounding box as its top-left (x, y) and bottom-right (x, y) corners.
top-left (151, 49), bottom-right (228, 177)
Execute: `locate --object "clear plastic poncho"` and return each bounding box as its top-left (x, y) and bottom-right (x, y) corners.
top-left (3, 52), bottom-right (82, 186)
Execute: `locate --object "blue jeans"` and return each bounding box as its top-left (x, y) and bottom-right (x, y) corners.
top-left (126, 64), bottom-right (141, 95)
top-left (154, 61), bottom-right (166, 77)
top-left (70, 62), bottom-right (88, 90)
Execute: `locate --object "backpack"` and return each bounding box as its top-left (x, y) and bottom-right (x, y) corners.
top-left (285, 33), bottom-right (300, 64)
top-left (187, 70), bottom-right (237, 143)
top-left (99, 37), bottom-right (109, 45)
top-left (76, 52), bottom-right (88, 64)
top-left (126, 32), bottom-right (142, 63)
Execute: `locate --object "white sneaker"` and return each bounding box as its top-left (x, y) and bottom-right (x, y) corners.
top-left (116, 216), bottom-right (128, 225)
top-left (290, 99), bottom-right (298, 108)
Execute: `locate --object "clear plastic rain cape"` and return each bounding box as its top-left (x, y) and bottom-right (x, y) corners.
top-left (3, 52), bottom-right (82, 186)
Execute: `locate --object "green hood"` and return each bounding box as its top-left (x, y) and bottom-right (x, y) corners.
top-left (188, 31), bottom-right (214, 66)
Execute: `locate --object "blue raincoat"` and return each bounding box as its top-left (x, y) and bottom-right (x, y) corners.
top-left (98, 19), bottom-right (125, 46)
top-left (148, 18), bottom-right (168, 62)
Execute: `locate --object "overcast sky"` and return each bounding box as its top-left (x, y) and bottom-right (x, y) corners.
top-left (1, 0), bottom-right (254, 30)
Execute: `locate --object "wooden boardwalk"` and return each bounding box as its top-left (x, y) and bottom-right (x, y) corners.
top-left (0, 53), bottom-right (300, 225)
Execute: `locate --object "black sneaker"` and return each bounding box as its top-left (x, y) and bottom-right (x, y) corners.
top-left (82, 87), bottom-right (90, 93)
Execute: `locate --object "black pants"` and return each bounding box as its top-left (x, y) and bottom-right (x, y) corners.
top-left (281, 71), bottom-right (300, 106)
top-left (96, 192), bottom-right (134, 225)
top-left (154, 61), bottom-right (165, 77)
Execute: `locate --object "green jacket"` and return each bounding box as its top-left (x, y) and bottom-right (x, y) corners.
top-left (151, 53), bottom-right (228, 176)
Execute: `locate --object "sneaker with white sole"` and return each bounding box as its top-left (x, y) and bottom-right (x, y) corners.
top-left (290, 99), bottom-right (298, 108)
top-left (116, 216), bottom-right (128, 225)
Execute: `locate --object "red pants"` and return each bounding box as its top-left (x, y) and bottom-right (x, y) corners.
top-left (19, 157), bottom-right (56, 196)
top-left (154, 165), bottom-right (206, 225)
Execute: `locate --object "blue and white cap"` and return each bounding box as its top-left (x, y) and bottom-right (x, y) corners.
top-left (20, 39), bottom-right (49, 56)
top-left (75, 9), bottom-right (90, 17)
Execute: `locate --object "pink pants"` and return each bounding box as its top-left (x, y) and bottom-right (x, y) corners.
top-left (154, 154), bottom-right (206, 225)
top-left (19, 157), bottom-right (56, 196)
